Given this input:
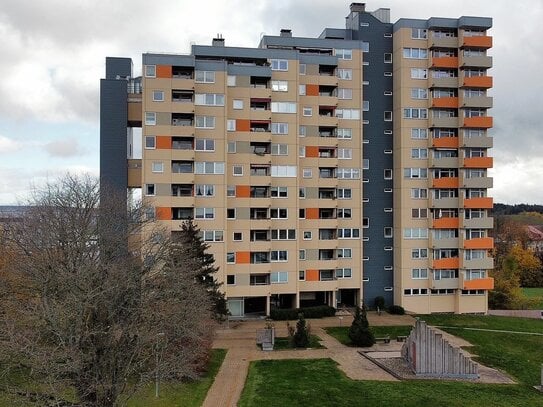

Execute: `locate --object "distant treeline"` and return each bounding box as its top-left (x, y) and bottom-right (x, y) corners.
top-left (494, 203), bottom-right (543, 216)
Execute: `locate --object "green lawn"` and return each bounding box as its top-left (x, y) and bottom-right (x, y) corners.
top-left (273, 335), bottom-right (325, 350)
top-left (0, 349), bottom-right (227, 407)
top-left (239, 315), bottom-right (543, 406)
top-left (522, 287), bottom-right (543, 309)
top-left (325, 325), bottom-right (413, 346)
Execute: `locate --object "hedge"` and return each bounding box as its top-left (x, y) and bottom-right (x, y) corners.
top-left (270, 305), bottom-right (336, 320)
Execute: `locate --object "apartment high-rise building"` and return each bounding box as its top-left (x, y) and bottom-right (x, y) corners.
top-left (100, 3), bottom-right (494, 316)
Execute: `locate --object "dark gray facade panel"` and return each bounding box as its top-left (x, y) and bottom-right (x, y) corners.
top-left (143, 54), bottom-right (195, 67)
top-left (105, 57), bottom-right (132, 80)
top-left (261, 35), bottom-right (364, 50)
top-left (394, 16), bottom-right (492, 31)
top-left (227, 65), bottom-right (272, 77)
top-left (100, 79), bottom-right (128, 192)
top-left (458, 16), bottom-right (492, 29)
top-left (192, 45), bottom-right (296, 60)
top-left (298, 54), bottom-right (338, 65)
top-left (194, 60), bottom-right (227, 71)
top-left (318, 28), bottom-right (347, 40)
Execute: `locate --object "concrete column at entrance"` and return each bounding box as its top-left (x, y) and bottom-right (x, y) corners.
top-left (332, 290), bottom-right (337, 308)
top-left (295, 292), bottom-right (300, 308)
top-left (265, 295), bottom-right (270, 316)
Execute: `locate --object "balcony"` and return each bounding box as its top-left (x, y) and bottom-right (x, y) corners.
top-left (432, 177), bottom-right (459, 189)
top-left (430, 56), bottom-right (458, 69)
top-left (461, 135), bottom-right (493, 148)
top-left (463, 197), bottom-right (493, 209)
top-left (127, 94), bottom-right (142, 125)
top-left (431, 136), bottom-right (459, 148)
top-left (463, 116), bottom-right (493, 128)
top-left (429, 36), bottom-right (459, 49)
top-left (463, 216), bottom-right (494, 229)
top-left (429, 156), bottom-right (459, 168)
top-left (250, 121), bottom-right (271, 133)
top-left (318, 126), bottom-right (337, 138)
top-left (432, 257), bottom-right (460, 269)
top-left (461, 276), bottom-right (494, 290)
top-left (430, 237), bottom-right (459, 249)
top-left (461, 35), bottom-right (492, 49)
top-left (430, 196), bottom-right (459, 209)
top-left (430, 77), bottom-right (458, 88)
top-left (430, 117), bottom-right (458, 128)
top-left (127, 159), bottom-right (142, 188)
top-left (431, 97), bottom-right (458, 109)
top-left (462, 257), bottom-right (494, 270)
top-left (432, 217), bottom-right (460, 229)
top-left (460, 96), bottom-right (493, 109)
top-left (462, 76), bottom-right (493, 88)
top-left (463, 237), bottom-right (494, 250)
top-left (431, 278), bottom-right (459, 290)
top-left (463, 157), bottom-right (493, 168)
top-left (461, 176), bottom-right (493, 189)
top-left (460, 55), bottom-right (493, 69)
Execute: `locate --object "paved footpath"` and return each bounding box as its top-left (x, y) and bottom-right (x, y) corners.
top-left (203, 314), bottom-right (410, 407)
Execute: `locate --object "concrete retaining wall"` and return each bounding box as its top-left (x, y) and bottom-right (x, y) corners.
top-left (488, 310), bottom-right (543, 319)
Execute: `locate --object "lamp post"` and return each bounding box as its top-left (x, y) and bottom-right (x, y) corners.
top-left (155, 332), bottom-right (165, 398)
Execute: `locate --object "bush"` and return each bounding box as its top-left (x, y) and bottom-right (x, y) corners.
top-left (270, 305), bottom-right (335, 320)
top-left (348, 305), bottom-right (375, 347)
top-left (291, 314), bottom-right (310, 348)
top-left (388, 305), bottom-right (405, 315)
top-left (374, 296), bottom-right (385, 310)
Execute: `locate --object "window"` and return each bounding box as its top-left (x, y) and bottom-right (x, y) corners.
top-left (335, 48), bottom-right (352, 60)
top-left (412, 248), bottom-right (428, 259)
top-left (404, 108), bottom-right (428, 119)
top-left (271, 80), bottom-right (288, 92)
top-left (145, 112), bottom-right (156, 125)
top-left (337, 89), bottom-right (353, 100)
top-left (298, 84), bottom-right (306, 95)
top-left (384, 227), bottom-right (393, 238)
top-left (227, 141), bottom-right (236, 153)
top-left (227, 119), bottom-right (236, 131)
top-left (227, 208), bottom-right (236, 219)
top-left (145, 184), bottom-right (155, 196)
top-left (194, 115), bottom-right (215, 129)
top-left (303, 107), bottom-right (313, 116)
top-left (411, 68), bottom-right (428, 79)
top-left (226, 253), bottom-right (235, 264)
top-left (271, 271), bottom-right (288, 284)
top-left (195, 139), bottom-right (215, 151)
top-left (412, 28), bottom-right (428, 39)
top-left (433, 269), bottom-right (459, 280)
top-left (271, 186), bottom-right (288, 198)
top-left (299, 270), bottom-right (306, 281)
top-left (337, 188), bottom-right (352, 199)
top-left (412, 268), bottom-right (428, 279)
top-left (298, 147), bottom-right (305, 157)
top-left (233, 232), bottom-right (242, 241)
top-left (271, 144), bottom-right (288, 156)
top-left (403, 228), bottom-right (428, 239)
top-left (336, 109), bottom-right (360, 119)
top-left (271, 166), bottom-right (297, 177)
top-left (227, 185), bottom-right (236, 197)
top-left (152, 162), bottom-right (163, 173)
top-left (302, 168), bottom-right (312, 178)
top-left (152, 90), bottom-right (164, 102)
top-left (271, 102), bottom-right (296, 113)
top-left (270, 208), bottom-right (288, 219)
top-left (145, 65), bottom-right (156, 77)
top-left (411, 88), bottom-right (428, 99)
top-left (299, 250), bottom-right (306, 260)
top-left (404, 168), bottom-right (428, 179)
top-left (195, 207), bottom-right (215, 219)
top-left (411, 148), bottom-right (428, 159)
top-left (337, 168), bottom-right (360, 179)
top-left (303, 231), bottom-right (312, 240)
top-left (233, 99), bottom-right (243, 109)
top-left (271, 229), bottom-right (296, 240)
top-left (403, 48), bottom-right (428, 59)
top-left (194, 70), bottom-right (215, 83)
top-left (404, 288), bottom-right (429, 296)
top-left (411, 128), bottom-right (428, 139)
top-left (271, 59), bottom-right (288, 71)
top-left (338, 228), bottom-right (360, 239)
top-left (384, 111), bottom-right (392, 121)
top-left (226, 274), bottom-right (235, 284)
top-left (337, 69), bottom-right (352, 80)
top-left (201, 230), bottom-right (223, 242)
top-left (227, 75), bottom-right (236, 86)
top-left (270, 250), bottom-right (288, 262)
top-left (195, 94), bottom-right (224, 106)
top-left (194, 162), bottom-right (224, 174)
top-left (384, 169), bottom-right (393, 179)
top-left (233, 165), bottom-right (243, 176)
top-left (337, 248), bottom-right (352, 259)
top-left (337, 128), bottom-right (352, 139)
top-left (338, 148), bottom-right (352, 159)
top-left (299, 64), bottom-right (306, 75)
top-left (320, 270), bottom-right (335, 281)
top-left (336, 268), bottom-right (352, 279)
top-left (362, 217), bottom-right (369, 228)
top-left (271, 122), bottom-right (289, 135)
top-left (412, 208), bottom-right (428, 218)
top-left (194, 184), bottom-right (215, 197)
top-left (145, 136), bottom-right (156, 149)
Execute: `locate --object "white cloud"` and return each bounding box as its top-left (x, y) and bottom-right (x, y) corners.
top-left (0, 135), bottom-right (22, 153)
top-left (44, 138), bottom-right (87, 158)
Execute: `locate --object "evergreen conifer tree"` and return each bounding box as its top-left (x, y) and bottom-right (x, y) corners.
top-left (348, 304), bottom-right (375, 347)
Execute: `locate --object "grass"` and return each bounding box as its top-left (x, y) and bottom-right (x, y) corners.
top-left (239, 315), bottom-right (543, 406)
top-left (325, 325), bottom-right (413, 346)
top-left (272, 335), bottom-right (325, 350)
top-left (522, 287), bottom-right (543, 309)
top-left (239, 359), bottom-right (543, 407)
top-left (0, 349), bottom-right (226, 407)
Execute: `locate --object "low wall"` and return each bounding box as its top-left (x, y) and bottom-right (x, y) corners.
top-left (488, 310), bottom-right (543, 319)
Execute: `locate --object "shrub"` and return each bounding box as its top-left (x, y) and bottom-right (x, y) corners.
top-left (374, 296), bottom-right (385, 310)
top-left (388, 305), bottom-right (405, 315)
top-left (270, 305), bottom-right (335, 320)
top-left (292, 314), bottom-right (311, 348)
top-left (348, 305), bottom-right (375, 347)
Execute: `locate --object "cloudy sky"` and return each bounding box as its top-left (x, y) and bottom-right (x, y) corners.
top-left (0, 0), bottom-right (541, 204)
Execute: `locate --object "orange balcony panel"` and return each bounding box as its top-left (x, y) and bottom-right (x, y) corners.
top-left (306, 208), bottom-right (319, 219)
top-left (432, 137), bottom-right (459, 148)
top-left (464, 237), bottom-right (494, 250)
top-left (433, 257), bottom-right (460, 269)
top-left (156, 136), bottom-right (171, 149)
top-left (432, 217), bottom-right (460, 229)
top-left (305, 146), bottom-right (319, 158)
top-left (306, 269), bottom-right (319, 282)
top-left (463, 277), bottom-right (494, 290)
top-left (463, 36), bottom-right (492, 48)
top-left (236, 119), bottom-right (250, 132)
top-left (156, 65), bottom-right (172, 78)
top-left (432, 97), bottom-right (458, 108)
top-left (433, 177), bottom-right (459, 189)
top-left (236, 185), bottom-right (250, 198)
top-left (306, 84), bottom-right (319, 96)
top-left (156, 207), bottom-right (171, 221)
top-left (463, 157), bottom-right (493, 168)
top-left (463, 76), bottom-right (493, 88)
top-left (464, 197), bottom-right (493, 209)
top-left (236, 251), bottom-right (250, 264)
top-left (432, 56), bottom-right (458, 68)
top-left (463, 116), bottom-right (493, 128)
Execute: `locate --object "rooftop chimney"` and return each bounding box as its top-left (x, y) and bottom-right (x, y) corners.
top-left (280, 29), bottom-right (292, 38)
top-left (350, 2), bottom-right (366, 13)
top-left (212, 34), bottom-right (225, 47)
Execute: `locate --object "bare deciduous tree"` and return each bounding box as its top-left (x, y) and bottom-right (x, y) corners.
top-left (0, 174), bottom-right (215, 406)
